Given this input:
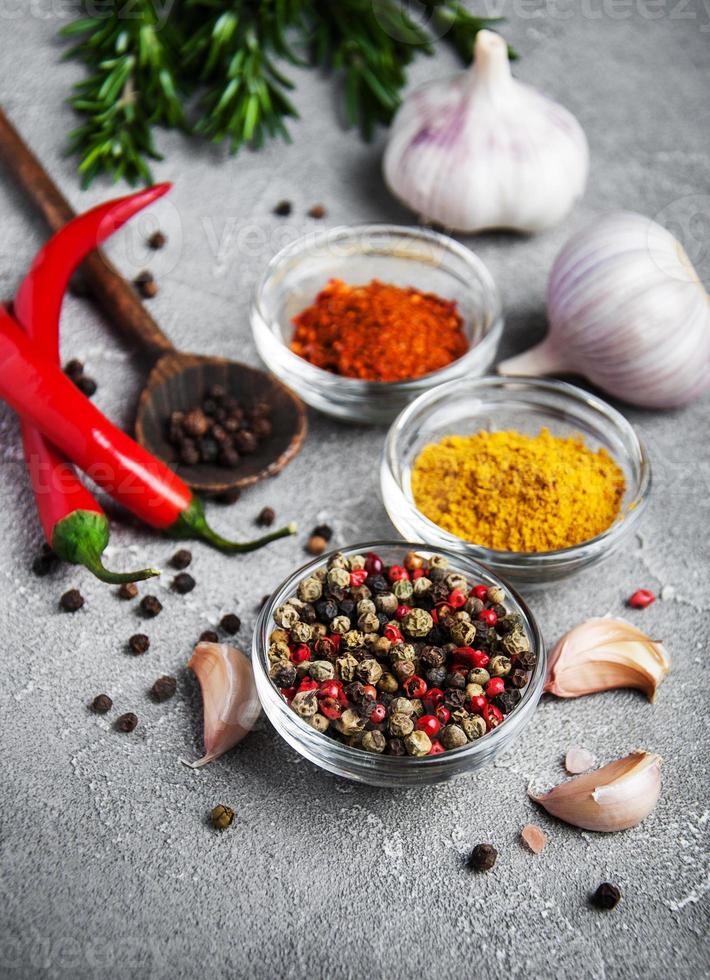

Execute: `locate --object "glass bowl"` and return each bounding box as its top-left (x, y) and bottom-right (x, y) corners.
top-left (250, 225), bottom-right (503, 424)
top-left (381, 378), bottom-right (652, 590)
top-left (252, 541), bottom-right (545, 787)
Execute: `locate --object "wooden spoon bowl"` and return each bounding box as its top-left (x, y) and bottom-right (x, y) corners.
top-left (135, 351), bottom-right (306, 495)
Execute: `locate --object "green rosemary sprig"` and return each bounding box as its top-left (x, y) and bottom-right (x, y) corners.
top-left (61, 2), bottom-right (185, 185)
top-left (60, 0), bottom-right (511, 186)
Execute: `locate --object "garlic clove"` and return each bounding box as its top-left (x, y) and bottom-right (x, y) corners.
top-left (383, 30), bottom-right (588, 234)
top-left (529, 751), bottom-right (662, 832)
top-left (184, 641), bottom-right (261, 768)
top-left (498, 211), bottom-right (710, 408)
top-left (565, 745), bottom-right (595, 774)
top-left (520, 824), bottom-right (548, 853)
top-left (545, 617), bottom-right (670, 702)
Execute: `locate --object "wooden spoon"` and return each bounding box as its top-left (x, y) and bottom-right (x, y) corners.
top-left (0, 107), bottom-right (307, 497)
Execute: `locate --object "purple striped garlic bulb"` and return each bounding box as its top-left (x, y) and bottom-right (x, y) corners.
top-left (383, 30), bottom-right (588, 234)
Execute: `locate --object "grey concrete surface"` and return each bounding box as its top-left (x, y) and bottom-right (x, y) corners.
top-left (1, 5), bottom-right (709, 979)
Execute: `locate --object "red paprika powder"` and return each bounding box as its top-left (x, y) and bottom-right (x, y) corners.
top-left (290, 278), bottom-right (468, 382)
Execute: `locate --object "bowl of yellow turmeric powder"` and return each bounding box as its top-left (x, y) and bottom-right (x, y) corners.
top-left (381, 377), bottom-right (651, 588)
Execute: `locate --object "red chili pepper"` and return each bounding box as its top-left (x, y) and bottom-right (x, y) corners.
top-left (0, 305), bottom-right (295, 552)
top-left (627, 589), bottom-right (655, 609)
top-left (14, 188), bottom-right (171, 582)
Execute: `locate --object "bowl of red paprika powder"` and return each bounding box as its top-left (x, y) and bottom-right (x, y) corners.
top-left (251, 225), bottom-right (503, 423)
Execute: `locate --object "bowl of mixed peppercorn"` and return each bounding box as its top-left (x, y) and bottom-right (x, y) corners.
top-left (251, 225), bottom-right (503, 424)
top-left (253, 542), bottom-right (545, 786)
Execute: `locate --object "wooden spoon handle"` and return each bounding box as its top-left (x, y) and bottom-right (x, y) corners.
top-left (0, 106), bottom-right (174, 362)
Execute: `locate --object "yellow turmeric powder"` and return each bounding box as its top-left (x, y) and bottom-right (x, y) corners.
top-left (411, 428), bottom-right (625, 552)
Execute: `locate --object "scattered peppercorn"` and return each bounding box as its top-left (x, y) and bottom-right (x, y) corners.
top-left (116, 712), bottom-right (138, 732)
top-left (165, 386), bottom-right (273, 469)
top-left (128, 633), bottom-right (150, 655)
top-left (273, 200), bottom-right (292, 217)
top-left (64, 358), bottom-right (83, 379)
top-left (199, 629), bottom-right (219, 643)
top-left (32, 544), bottom-right (60, 576)
top-left (627, 589), bottom-right (655, 609)
top-left (220, 613), bottom-right (241, 634)
top-left (469, 843), bottom-right (498, 872)
top-left (306, 534), bottom-right (328, 556)
top-left (312, 524), bottom-right (333, 542)
top-left (60, 588), bottom-right (84, 612)
top-left (90, 694), bottom-right (112, 714)
top-left (147, 230), bottom-right (167, 249)
top-left (269, 551), bottom-right (533, 755)
top-left (118, 582), bottom-right (139, 600)
top-left (591, 882), bottom-right (622, 910)
top-left (151, 675), bottom-right (177, 702)
top-left (210, 804), bottom-right (235, 830)
top-left (172, 572), bottom-right (196, 594)
top-left (257, 506), bottom-right (276, 527)
top-left (170, 548), bottom-right (192, 569)
top-left (134, 269), bottom-right (158, 298)
top-left (140, 595), bottom-right (162, 618)
top-left (213, 488), bottom-right (241, 504)
top-left (307, 204), bottom-right (326, 219)
top-left (75, 375), bottom-right (97, 397)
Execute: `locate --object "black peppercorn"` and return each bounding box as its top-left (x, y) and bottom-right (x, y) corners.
top-left (443, 689), bottom-right (466, 710)
top-left (420, 645), bottom-right (445, 669)
top-left (172, 572), bottom-right (196, 594)
top-left (64, 358), bottom-right (84, 379)
top-left (148, 230), bottom-right (167, 249)
top-left (509, 668), bottom-right (529, 689)
top-left (312, 524), bottom-right (333, 542)
top-left (368, 575), bottom-right (388, 594)
top-left (426, 667), bottom-right (447, 689)
top-left (90, 694), bottom-right (112, 714)
top-left (492, 690), bottom-right (520, 714)
top-left (214, 488), bottom-right (241, 504)
top-left (118, 582), bottom-right (138, 600)
top-left (271, 663), bottom-right (297, 688)
top-left (134, 269), bottom-right (157, 298)
top-left (469, 843), bottom-right (497, 872)
top-left (170, 549), bottom-right (192, 570)
top-left (128, 633), bottom-right (150, 655)
top-left (385, 738), bottom-right (406, 756)
top-left (32, 545), bottom-right (59, 576)
top-left (151, 675), bottom-right (177, 702)
top-left (199, 630), bottom-right (219, 643)
top-left (315, 599), bottom-right (339, 623)
top-left (444, 671), bottom-right (466, 690)
top-left (591, 883), bottom-right (621, 910)
top-left (75, 375), bottom-right (97, 397)
top-left (257, 506), bottom-right (275, 527)
top-left (60, 588), bottom-right (84, 612)
top-left (515, 651), bottom-right (537, 671)
top-left (338, 598), bottom-right (356, 617)
top-left (426, 625), bottom-right (448, 646)
top-left (220, 613), bottom-right (241, 634)
top-left (116, 712), bottom-right (138, 733)
top-left (140, 595), bottom-right (162, 618)
top-left (273, 200), bottom-right (292, 217)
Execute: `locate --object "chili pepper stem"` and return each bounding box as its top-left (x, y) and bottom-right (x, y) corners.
top-left (51, 511), bottom-right (161, 585)
top-left (169, 497), bottom-right (297, 553)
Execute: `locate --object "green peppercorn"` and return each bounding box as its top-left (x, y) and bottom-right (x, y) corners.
top-left (488, 655), bottom-right (512, 677)
top-left (342, 629), bottom-right (365, 649)
top-left (467, 668), bottom-right (490, 686)
top-left (393, 660), bottom-right (416, 683)
top-left (335, 653), bottom-right (358, 681)
top-left (210, 804), bottom-right (235, 830)
top-left (361, 730), bottom-right (386, 754)
top-left (402, 608), bottom-right (433, 638)
top-left (268, 640), bottom-right (291, 663)
top-left (297, 576), bottom-right (323, 602)
top-left (465, 597), bottom-right (484, 617)
top-left (349, 554), bottom-right (366, 570)
top-left (389, 642), bottom-right (416, 663)
top-left (308, 660), bottom-right (335, 682)
top-left (450, 620), bottom-right (476, 646)
top-left (404, 730), bottom-right (432, 757)
top-left (445, 573), bottom-right (468, 592)
top-left (409, 698), bottom-right (425, 718)
top-left (390, 697), bottom-right (415, 715)
top-left (357, 612), bottom-right (380, 633)
top-left (393, 579), bottom-right (414, 601)
top-left (375, 592), bottom-right (398, 615)
top-left (308, 713), bottom-right (330, 733)
top-left (290, 621), bottom-right (313, 644)
top-left (465, 683), bottom-right (484, 700)
top-left (377, 672), bottom-right (399, 694)
top-left (327, 567), bottom-right (350, 589)
top-left (350, 585), bottom-right (371, 603)
top-left (441, 724), bottom-right (467, 750)
top-left (486, 585), bottom-right (506, 605)
top-left (412, 576), bottom-right (432, 595)
top-left (356, 659), bottom-right (383, 685)
top-left (330, 615), bottom-right (351, 635)
top-left (291, 690), bottom-right (318, 718)
top-left (501, 629), bottom-right (531, 655)
top-left (462, 715), bottom-right (486, 740)
top-left (311, 623), bottom-right (328, 641)
top-left (274, 603), bottom-right (300, 628)
top-left (429, 555), bottom-right (449, 573)
top-left (327, 552), bottom-right (349, 570)
top-left (335, 708), bottom-right (366, 736)
top-left (388, 712), bottom-right (414, 738)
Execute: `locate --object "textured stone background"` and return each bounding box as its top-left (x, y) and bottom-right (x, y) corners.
top-left (1, 4), bottom-right (709, 979)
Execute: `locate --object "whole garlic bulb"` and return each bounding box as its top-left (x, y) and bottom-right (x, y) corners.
top-left (499, 211), bottom-right (710, 407)
top-left (383, 30), bottom-right (589, 233)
